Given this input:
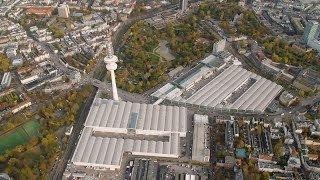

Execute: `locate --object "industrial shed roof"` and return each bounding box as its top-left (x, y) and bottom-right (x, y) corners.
top-left (85, 99), bottom-right (187, 133)
top-left (184, 65), bottom-right (282, 112)
top-left (200, 54), bottom-right (226, 68)
top-left (192, 114), bottom-right (209, 162)
top-left (72, 127), bottom-right (180, 169)
top-left (173, 64), bottom-right (212, 89)
top-left (71, 99), bottom-right (187, 170)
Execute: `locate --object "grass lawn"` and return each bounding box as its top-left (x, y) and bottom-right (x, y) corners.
top-left (22, 120), bottom-right (40, 137)
top-left (0, 120), bottom-right (40, 154)
top-left (148, 53), bottom-right (161, 62)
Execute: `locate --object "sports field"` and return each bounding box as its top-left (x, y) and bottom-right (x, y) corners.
top-left (0, 120), bottom-right (40, 154)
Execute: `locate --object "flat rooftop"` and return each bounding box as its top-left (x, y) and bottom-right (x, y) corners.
top-left (182, 65), bottom-right (283, 112)
top-left (85, 99), bottom-right (187, 134)
top-left (173, 64), bottom-right (212, 89)
top-left (192, 114), bottom-right (210, 162)
top-left (72, 127), bottom-right (180, 169)
top-left (200, 54), bottom-right (226, 68)
top-left (71, 99), bottom-right (188, 170)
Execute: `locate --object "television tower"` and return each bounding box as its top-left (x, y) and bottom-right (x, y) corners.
top-left (104, 33), bottom-right (119, 101)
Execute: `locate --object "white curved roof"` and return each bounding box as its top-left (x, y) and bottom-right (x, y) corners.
top-left (72, 99), bottom-right (187, 170)
top-left (72, 127), bottom-right (180, 169)
top-left (85, 99), bottom-right (187, 133)
top-left (185, 65), bottom-right (283, 112)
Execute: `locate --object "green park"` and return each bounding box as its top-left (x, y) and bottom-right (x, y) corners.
top-left (0, 120), bottom-right (40, 155)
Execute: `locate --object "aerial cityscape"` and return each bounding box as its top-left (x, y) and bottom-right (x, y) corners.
top-left (0, 0), bottom-right (319, 179)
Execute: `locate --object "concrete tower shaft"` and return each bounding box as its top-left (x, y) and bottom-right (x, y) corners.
top-left (104, 33), bottom-right (119, 101)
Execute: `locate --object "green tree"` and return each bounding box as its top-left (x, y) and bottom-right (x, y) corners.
top-left (271, 53), bottom-right (281, 62)
top-left (273, 140), bottom-right (283, 160)
top-left (261, 172), bottom-right (270, 180)
top-left (21, 166), bottom-right (36, 180)
top-left (242, 161), bottom-right (249, 177)
top-left (256, 125), bottom-right (262, 135)
top-left (0, 54), bottom-right (10, 72)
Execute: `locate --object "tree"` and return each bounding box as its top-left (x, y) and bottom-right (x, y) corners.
top-left (236, 139), bottom-right (245, 148)
top-left (41, 133), bottom-right (59, 157)
top-left (6, 158), bottom-right (20, 173)
top-left (21, 166), bottom-right (36, 180)
top-left (299, 90), bottom-right (306, 97)
top-left (48, 25), bottom-right (64, 38)
top-left (271, 53), bottom-right (281, 62)
top-left (216, 150), bottom-right (228, 158)
top-left (304, 50), bottom-right (314, 63)
top-left (248, 159), bottom-right (255, 170)
top-left (261, 172), bottom-right (270, 180)
top-left (242, 161), bottom-right (249, 177)
top-left (0, 54), bottom-right (10, 72)
top-left (128, 83), bottom-right (135, 93)
top-left (273, 140), bottom-right (283, 160)
top-left (256, 125), bottom-right (262, 135)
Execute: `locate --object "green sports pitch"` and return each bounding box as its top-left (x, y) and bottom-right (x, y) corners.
top-left (0, 120), bottom-right (40, 154)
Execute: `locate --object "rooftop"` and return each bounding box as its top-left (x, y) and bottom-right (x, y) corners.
top-left (71, 99), bottom-right (188, 170)
top-left (25, 6), bottom-right (52, 16)
top-left (235, 148), bottom-right (246, 158)
top-left (192, 114), bottom-right (210, 162)
top-left (182, 65), bottom-right (283, 112)
top-left (200, 54), bottom-right (226, 68)
top-left (84, 99), bottom-right (187, 135)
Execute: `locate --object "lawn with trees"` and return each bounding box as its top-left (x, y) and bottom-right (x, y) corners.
top-left (118, 16), bottom-right (213, 93)
top-left (0, 91), bottom-right (22, 112)
top-left (197, 2), bottom-right (269, 39)
top-left (19, 14), bottom-right (48, 28)
top-left (117, 2), bottom-right (271, 93)
top-left (260, 37), bottom-right (319, 70)
top-left (0, 86), bottom-right (93, 179)
top-left (197, 3), bottom-right (242, 21)
top-left (48, 24), bottom-right (65, 39)
top-left (236, 11), bottom-right (269, 39)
